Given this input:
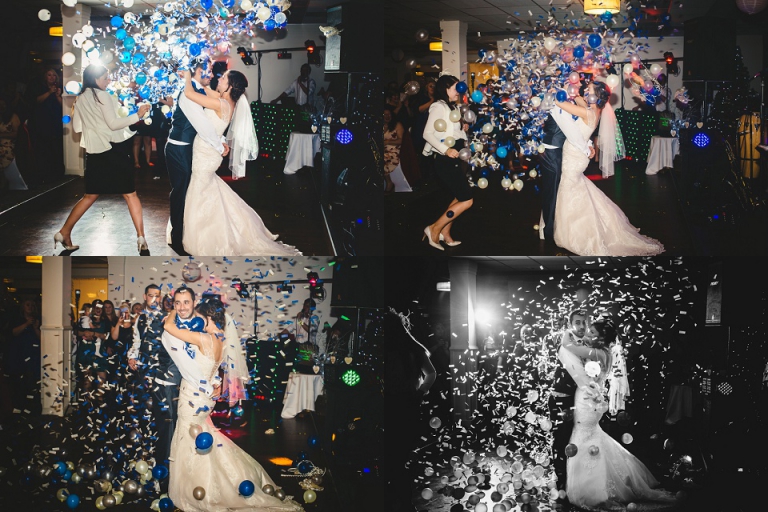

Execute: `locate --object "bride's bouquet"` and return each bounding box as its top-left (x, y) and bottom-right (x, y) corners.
top-left (582, 361), bottom-right (609, 413)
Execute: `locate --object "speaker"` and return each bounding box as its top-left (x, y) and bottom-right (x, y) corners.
top-left (683, 17), bottom-right (736, 81)
top-left (324, 1), bottom-right (382, 73)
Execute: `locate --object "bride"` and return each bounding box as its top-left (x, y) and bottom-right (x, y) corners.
top-left (553, 81), bottom-right (664, 256)
top-left (178, 69), bottom-right (301, 256)
top-left (559, 316), bottom-right (680, 511)
top-left (162, 300), bottom-right (303, 511)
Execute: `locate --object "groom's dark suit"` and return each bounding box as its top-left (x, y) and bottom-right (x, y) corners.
top-left (549, 332), bottom-right (581, 492)
top-left (165, 81), bottom-right (205, 250)
top-left (539, 115), bottom-right (566, 241)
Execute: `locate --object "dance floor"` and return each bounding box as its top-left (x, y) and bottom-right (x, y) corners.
top-left (0, 159), bottom-right (334, 256)
top-left (385, 159), bottom-right (768, 256)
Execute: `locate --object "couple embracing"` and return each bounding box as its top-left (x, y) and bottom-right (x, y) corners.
top-left (166, 58), bottom-right (301, 256)
top-left (549, 309), bottom-right (680, 511)
top-left (538, 81), bottom-right (664, 256)
top-left (129, 286), bottom-right (303, 511)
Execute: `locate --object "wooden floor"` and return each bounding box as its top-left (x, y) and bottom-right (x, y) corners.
top-left (0, 160), bottom-right (334, 256)
top-left (385, 158), bottom-right (768, 256)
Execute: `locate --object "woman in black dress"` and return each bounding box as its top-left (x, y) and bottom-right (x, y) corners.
top-left (421, 74), bottom-right (472, 250)
top-left (54, 64), bottom-right (150, 253)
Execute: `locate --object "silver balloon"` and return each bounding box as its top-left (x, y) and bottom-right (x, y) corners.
top-left (415, 29), bottom-right (429, 42)
top-left (102, 494), bottom-right (116, 508)
top-left (123, 480), bottom-right (139, 494)
top-left (189, 424), bottom-right (203, 439)
top-left (464, 110), bottom-right (476, 123)
top-left (404, 81), bottom-right (420, 96)
top-left (193, 486), bottom-right (206, 500)
top-left (459, 104), bottom-right (470, 114)
top-left (262, 484), bottom-right (275, 496)
top-left (405, 58), bottom-right (418, 70)
top-left (458, 148), bottom-right (472, 161)
top-left (77, 466), bottom-right (87, 477)
top-left (311, 475), bottom-right (323, 485)
top-left (85, 466), bottom-right (97, 479)
top-left (101, 470), bottom-right (114, 483)
top-left (275, 488), bottom-right (286, 500)
top-left (135, 484), bottom-right (146, 498)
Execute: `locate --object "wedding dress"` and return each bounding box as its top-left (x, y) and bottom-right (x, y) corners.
top-left (554, 108), bottom-right (664, 256)
top-left (182, 99), bottom-right (301, 256)
top-left (560, 348), bottom-right (679, 511)
top-left (166, 330), bottom-right (303, 511)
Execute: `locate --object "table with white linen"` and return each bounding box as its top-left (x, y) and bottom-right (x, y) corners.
top-left (281, 372), bottom-right (324, 419)
top-left (283, 132), bottom-right (321, 175)
top-left (645, 136), bottom-right (680, 175)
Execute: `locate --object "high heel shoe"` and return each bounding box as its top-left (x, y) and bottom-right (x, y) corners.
top-left (54, 232), bottom-right (79, 251)
top-left (439, 233), bottom-right (462, 247)
top-left (422, 226), bottom-right (444, 251)
top-left (137, 236), bottom-right (148, 253)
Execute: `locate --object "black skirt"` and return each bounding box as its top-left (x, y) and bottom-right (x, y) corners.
top-left (434, 139), bottom-right (472, 202)
top-left (85, 139), bottom-right (136, 194)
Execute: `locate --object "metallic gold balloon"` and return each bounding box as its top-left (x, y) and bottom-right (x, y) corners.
top-left (101, 470), bottom-right (114, 482)
top-left (123, 479), bottom-right (139, 494)
top-left (56, 488), bottom-right (69, 502)
top-left (95, 496), bottom-right (106, 510)
top-left (71, 473), bottom-right (82, 484)
top-left (193, 486), bottom-right (206, 500)
top-left (262, 484), bottom-right (275, 496)
top-left (113, 491), bottom-right (124, 505)
top-left (102, 494), bottom-right (117, 508)
top-left (189, 424), bottom-right (203, 439)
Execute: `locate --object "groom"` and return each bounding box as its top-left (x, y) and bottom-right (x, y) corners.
top-left (165, 58), bottom-right (229, 255)
top-left (549, 308), bottom-right (588, 497)
top-left (538, 89), bottom-right (594, 241)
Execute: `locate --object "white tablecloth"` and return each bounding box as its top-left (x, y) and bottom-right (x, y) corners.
top-left (645, 136), bottom-right (680, 175)
top-left (281, 372), bottom-right (324, 419)
top-left (283, 132), bottom-right (321, 175)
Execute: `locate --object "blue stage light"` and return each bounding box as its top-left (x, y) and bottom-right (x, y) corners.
top-left (336, 128), bottom-right (353, 145)
top-left (692, 132), bottom-right (709, 148)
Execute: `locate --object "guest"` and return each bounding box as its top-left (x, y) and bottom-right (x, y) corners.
top-left (0, 94), bottom-right (27, 190)
top-left (271, 63), bottom-right (316, 113)
top-left (5, 299), bottom-right (41, 415)
top-left (132, 112), bottom-right (153, 169)
top-left (148, 96), bottom-right (173, 179)
top-left (54, 64), bottom-right (150, 253)
top-left (383, 107), bottom-right (404, 194)
top-left (421, 74), bottom-right (472, 250)
top-left (28, 67), bottom-right (64, 182)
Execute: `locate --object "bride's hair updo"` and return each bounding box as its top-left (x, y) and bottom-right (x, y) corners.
top-left (196, 298), bottom-right (226, 330)
top-left (592, 81), bottom-right (611, 109)
top-left (226, 70), bottom-right (248, 103)
top-left (590, 316), bottom-right (616, 346)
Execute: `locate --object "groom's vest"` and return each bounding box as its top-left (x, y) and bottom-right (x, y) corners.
top-left (137, 312), bottom-right (181, 385)
top-left (168, 83), bottom-right (204, 144)
top-left (542, 114), bottom-right (566, 148)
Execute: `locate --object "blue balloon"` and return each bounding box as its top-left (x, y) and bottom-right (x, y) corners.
top-left (118, 51), bottom-right (131, 63)
top-left (110, 16), bottom-right (123, 28)
top-left (456, 81), bottom-right (468, 94)
top-left (159, 497), bottom-right (174, 512)
top-left (233, 405), bottom-right (244, 417)
top-left (296, 451), bottom-right (308, 461)
top-left (135, 72), bottom-right (147, 85)
top-left (222, 0), bottom-right (235, 7)
top-left (297, 460), bottom-right (314, 474)
top-left (480, 169), bottom-right (489, 178)
top-left (264, 19), bottom-right (276, 31)
top-left (573, 46), bottom-right (585, 59)
top-left (506, 60), bottom-right (516, 71)
top-left (66, 494), bottom-right (80, 509)
top-left (601, 11), bottom-right (613, 23)
top-left (189, 43), bottom-right (201, 57)
top-left (195, 432), bottom-right (213, 451)
top-left (63, 470), bottom-right (72, 481)
top-left (271, 5), bottom-right (281, 14)
top-left (238, 479), bottom-right (255, 497)
top-left (277, 22), bottom-right (288, 29)
top-left (588, 34), bottom-right (602, 48)
top-left (496, 147), bottom-right (508, 159)
top-left (123, 36), bottom-right (135, 50)
top-left (307, 435), bottom-right (319, 448)
top-left (471, 90), bottom-right (483, 103)
top-left (56, 462), bottom-right (67, 475)
top-left (152, 465), bottom-right (169, 480)
top-left (478, 49), bottom-right (486, 58)
top-left (556, 90), bottom-right (567, 102)
top-left (115, 28), bottom-right (127, 40)
top-left (201, 0), bottom-right (213, 9)
top-left (138, 86), bottom-right (150, 99)
top-left (132, 53), bottom-right (146, 65)
top-left (651, 87), bottom-right (661, 97)
top-left (188, 317), bottom-right (206, 331)
top-left (62, 115), bottom-right (71, 124)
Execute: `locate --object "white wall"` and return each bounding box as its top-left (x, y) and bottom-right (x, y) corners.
top-left (107, 256), bottom-right (334, 348)
top-left (224, 24), bottom-right (332, 104)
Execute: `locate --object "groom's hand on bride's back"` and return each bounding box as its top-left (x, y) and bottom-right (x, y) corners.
top-left (221, 143), bottom-right (230, 157)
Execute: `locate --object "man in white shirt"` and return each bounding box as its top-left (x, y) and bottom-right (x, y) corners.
top-left (271, 64), bottom-right (316, 111)
top-left (165, 58), bottom-right (229, 255)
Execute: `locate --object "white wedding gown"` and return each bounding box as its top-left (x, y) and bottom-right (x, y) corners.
top-left (167, 331), bottom-right (303, 511)
top-left (182, 99), bottom-right (302, 256)
top-left (554, 109), bottom-right (664, 256)
top-left (560, 348), bottom-right (679, 511)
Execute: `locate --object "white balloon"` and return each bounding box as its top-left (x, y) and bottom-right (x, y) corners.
top-left (72, 33), bottom-right (87, 48)
top-left (257, 7), bottom-right (272, 20)
top-left (161, 105), bottom-right (171, 114)
top-left (82, 40), bottom-right (95, 53)
top-left (444, 136), bottom-right (456, 148)
top-left (82, 25), bottom-right (94, 38)
top-left (117, 106), bottom-right (129, 118)
top-left (543, 37), bottom-right (557, 51)
top-left (449, 110), bottom-right (461, 123)
top-left (433, 119), bottom-right (447, 132)
top-left (65, 81), bottom-right (82, 95)
top-left (477, 178), bottom-right (488, 189)
top-left (62, 52), bottom-right (76, 66)
top-left (124, 12), bottom-right (137, 24)
top-left (198, 17), bottom-right (209, 29)
top-left (623, 63), bottom-right (633, 76)
top-left (38, 10), bottom-right (51, 22)
top-left (513, 179), bottom-right (524, 191)
top-left (529, 169), bottom-right (538, 178)
top-left (241, 0), bottom-right (253, 10)
top-left (650, 63), bottom-right (663, 77)
top-left (63, 0), bottom-right (77, 6)
top-left (482, 123), bottom-right (494, 134)
top-left (501, 178), bottom-right (512, 189)
top-left (530, 96), bottom-right (542, 108)
top-left (605, 74), bottom-right (620, 89)
top-left (123, 0), bottom-right (135, 7)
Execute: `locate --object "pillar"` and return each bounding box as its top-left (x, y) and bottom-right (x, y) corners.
top-left (61, 3), bottom-right (91, 176)
top-left (448, 258), bottom-right (478, 423)
top-left (440, 20), bottom-right (469, 83)
top-left (40, 257), bottom-right (73, 416)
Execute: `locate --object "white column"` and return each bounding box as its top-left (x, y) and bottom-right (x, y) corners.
top-left (41, 257), bottom-right (73, 416)
top-left (61, 3), bottom-right (91, 176)
top-left (440, 20), bottom-right (469, 83)
top-left (449, 258), bottom-right (478, 423)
